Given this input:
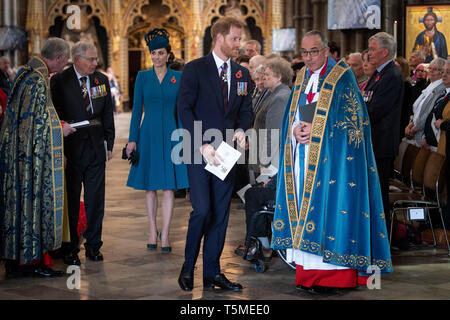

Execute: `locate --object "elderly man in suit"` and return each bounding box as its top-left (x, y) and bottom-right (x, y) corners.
top-left (177, 16), bottom-right (253, 292)
top-left (365, 32), bottom-right (404, 232)
top-left (51, 42), bottom-right (115, 266)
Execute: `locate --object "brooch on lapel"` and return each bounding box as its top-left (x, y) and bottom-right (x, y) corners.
top-left (235, 70), bottom-right (243, 79)
top-left (171, 76), bottom-right (177, 84)
top-left (94, 77), bottom-right (100, 85)
top-left (375, 75), bottom-right (380, 82)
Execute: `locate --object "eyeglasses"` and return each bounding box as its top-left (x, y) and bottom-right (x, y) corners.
top-left (300, 48), bottom-right (324, 57)
top-left (81, 56), bottom-right (98, 63)
top-left (428, 67), bottom-right (442, 72)
top-left (416, 69), bottom-right (427, 73)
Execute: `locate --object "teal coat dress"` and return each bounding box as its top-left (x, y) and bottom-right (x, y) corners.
top-left (126, 67), bottom-right (189, 191)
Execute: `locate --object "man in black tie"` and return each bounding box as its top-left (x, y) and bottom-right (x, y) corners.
top-left (364, 32), bottom-right (404, 232)
top-left (51, 42), bottom-right (115, 265)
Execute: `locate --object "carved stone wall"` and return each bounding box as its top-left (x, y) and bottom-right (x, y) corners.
top-left (21, 0), bottom-right (280, 107)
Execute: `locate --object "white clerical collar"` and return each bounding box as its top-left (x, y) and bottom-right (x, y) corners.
top-left (212, 50), bottom-right (231, 73)
top-left (305, 62), bottom-right (327, 95)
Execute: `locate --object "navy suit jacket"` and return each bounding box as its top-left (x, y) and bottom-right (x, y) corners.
top-left (365, 60), bottom-right (404, 159)
top-left (51, 66), bottom-right (115, 163)
top-left (178, 53), bottom-right (253, 158)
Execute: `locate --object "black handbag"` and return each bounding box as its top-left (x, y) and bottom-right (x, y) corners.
top-left (122, 143), bottom-right (139, 165)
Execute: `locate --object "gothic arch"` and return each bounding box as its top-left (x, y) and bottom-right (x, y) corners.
top-left (202, 0), bottom-right (265, 32)
top-left (45, 0), bottom-right (110, 37)
top-left (121, 0), bottom-right (189, 39)
top-left (201, 0), bottom-right (267, 54)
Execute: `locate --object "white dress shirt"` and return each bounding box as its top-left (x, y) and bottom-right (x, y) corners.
top-left (74, 65), bottom-right (93, 114)
top-left (212, 50), bottom-right (231, 99)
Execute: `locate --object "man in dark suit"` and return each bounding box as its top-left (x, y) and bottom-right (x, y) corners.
top-left (365, 32), bottom-right (404, 232)
top-left (177, 16), bottom-right (253, 292)
top-left (51, 42), bottom-right (115, 265)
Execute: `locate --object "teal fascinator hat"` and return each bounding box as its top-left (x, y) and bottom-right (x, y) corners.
top-left (145, 28), bottom-right (170, 51)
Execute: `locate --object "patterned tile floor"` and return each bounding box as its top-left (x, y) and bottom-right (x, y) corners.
top-left (1, 112), bottom-right (450, 301)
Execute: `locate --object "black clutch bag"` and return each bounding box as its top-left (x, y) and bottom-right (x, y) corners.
top-left (122, 144), bottom-right (139, 165)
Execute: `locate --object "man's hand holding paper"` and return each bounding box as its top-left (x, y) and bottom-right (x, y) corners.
top-left (204, 142), bottom-right (242, 181)
top-left (200, 144), bottom-right (223, 166)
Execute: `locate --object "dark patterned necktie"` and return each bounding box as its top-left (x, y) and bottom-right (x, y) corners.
top-left (80, 76), bottom-right (92, 116)
top-left (220, 63), bottom-right (228, 112)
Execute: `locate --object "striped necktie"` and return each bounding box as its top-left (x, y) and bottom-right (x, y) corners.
top-left (220, 63), bottom-right (228, 112)
top-left (80, 76), bottom-right (92, 116)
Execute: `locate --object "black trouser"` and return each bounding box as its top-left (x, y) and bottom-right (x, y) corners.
top-left (66, 145), bottom-right (106, 254)
top-left (376, 157), bottom-right (394, 233)
top-left (244, 187), bottom-right (276, 247)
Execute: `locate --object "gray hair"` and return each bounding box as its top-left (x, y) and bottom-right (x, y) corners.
top-left (252, 64), bottom-right (265, 77)
top-left (412, 50), bottom-right (426, 61)
top-left (72, 42), bottom-right (96, 59)
top-left (369, 32), bottom-right (397, 58)
top-left (245, 39), bottom-right (262, 52)
top-left (264, 57), bottom-right (293, 86)
top-left (303, 30), bottom-right (328, 49)
top-left (429, 57), bottom-right (446, 71)
top-left (348, 52), bottom-right (362, 60)
top-left (41, 37), bottom-right (70, 60)
top-left (0, 56), bottom-right (10, 64)
top-left (249, 55), bottom-right (265, 67)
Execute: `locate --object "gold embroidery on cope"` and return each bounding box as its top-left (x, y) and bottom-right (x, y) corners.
top-left (293, 64), bottom-right (347, 249)
top-left (335, 89), bottom-right (369, 148)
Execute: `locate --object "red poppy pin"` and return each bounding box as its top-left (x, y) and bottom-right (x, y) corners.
top-left (236, 70), bottom-right (243, 79)
top-left (375, 75), bottom-right (380, 82)
top-left (94, 78), bottom-right (99, 85)
top-left (171, 76), bottom-right (177, 84)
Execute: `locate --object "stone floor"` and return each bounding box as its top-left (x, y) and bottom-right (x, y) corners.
top-left (1, 112), bottom-right (450, 301)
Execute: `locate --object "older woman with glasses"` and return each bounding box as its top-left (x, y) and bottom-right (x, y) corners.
top-left (405, 57), bottom-right (446, 147)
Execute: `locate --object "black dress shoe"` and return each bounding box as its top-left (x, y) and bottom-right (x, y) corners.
top-left (63, 253), bottom-right (81, 265)
top-left (296, 285), bottom-right (340, 295)
top-left (178, 266), bottom-right (194, 291)
top-left (4, 260), bottom-right (20, 279)
top-left (85, 250), bottom-right (103, 261)
top-left (21, 264), bottom-right (64, 278)
top-left (203, 274), bottom-right (243, 291)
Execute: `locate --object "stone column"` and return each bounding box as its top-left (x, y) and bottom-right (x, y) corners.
top-left (294, 0), bottom-right (312, 53)
top-left (311, 0), bottom-right (321, 31)
top-left (2, 0), bottom-right (12, 62)
top-left (120, 37), bottom-right (129, 110)
top-left (284, 0), bottom-right (294, 28)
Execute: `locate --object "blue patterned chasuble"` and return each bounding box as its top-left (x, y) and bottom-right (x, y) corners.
top-left (0, 57), bottom-right (64, 264)
top-left (272, 57), bottom-right (393, 275)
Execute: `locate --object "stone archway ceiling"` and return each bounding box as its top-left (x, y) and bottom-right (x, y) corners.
top-left (46, 0), bottom-right (109, 34)
top-left (122, 0), bottom-right (187, 39)
top-left (202, 0), bottom-right (264, 31)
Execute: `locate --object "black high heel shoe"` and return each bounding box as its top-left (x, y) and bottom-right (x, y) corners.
top-left (147, 231), bottom-right (158, 250)
top-left (159, 233), bottom-right (172, 253)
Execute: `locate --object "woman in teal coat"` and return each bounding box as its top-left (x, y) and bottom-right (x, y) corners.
top-left (126, 28), bottom-right (188, 252)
